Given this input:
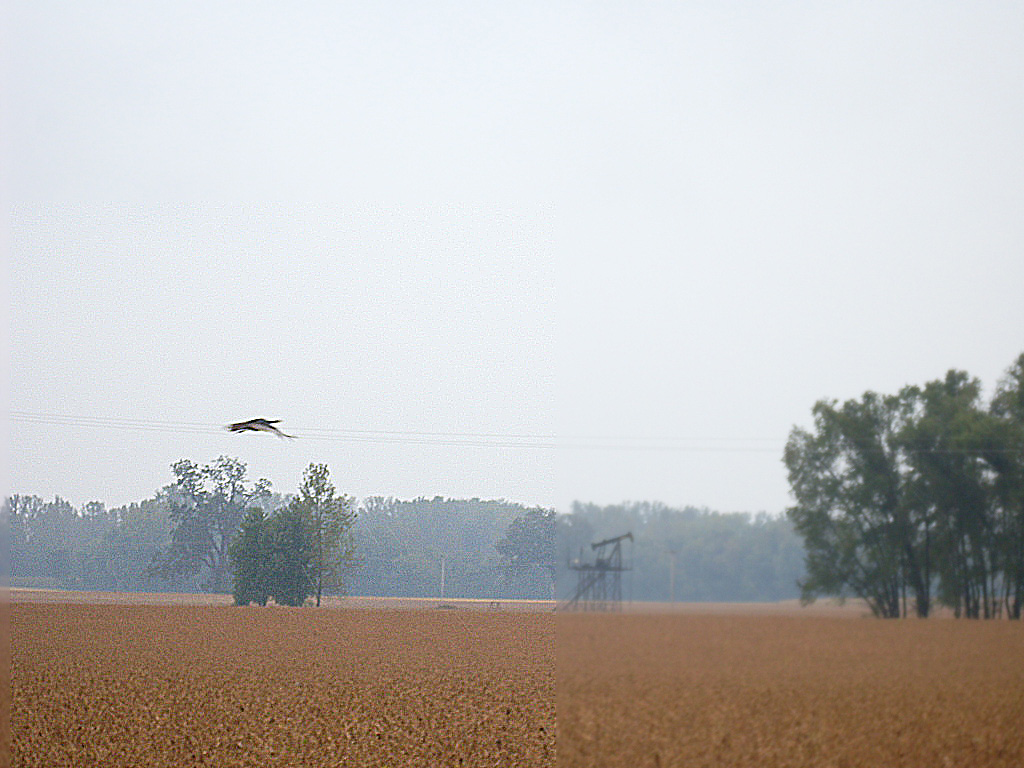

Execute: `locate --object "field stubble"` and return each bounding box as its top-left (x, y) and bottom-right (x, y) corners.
top-left (11, 603), bottom-right (555, 767)
top-left (11, 599), bottom-right (1024, 768)
top-left (557, 613), bottom-right (1024, 768)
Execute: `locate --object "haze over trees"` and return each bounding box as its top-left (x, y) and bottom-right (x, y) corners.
top-left (4, 477), bottom-right (806, 603)
top-left (3, 492), bottom-right (200, 592)
top-left (149, 456), bottom-right (272, 592)
top-left (785, 353), bottom-right (1024, 619)
top-left (348, 496), bottom-right (555, 599)
top-left (496, 508), bottom-right (557, 599)
top-left (557, 502), bottom-right (805, 603)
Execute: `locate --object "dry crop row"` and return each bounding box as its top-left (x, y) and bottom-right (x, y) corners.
top-left (557, 614), bottom-right (1024, 768)
top-left (10, 604), bottom-right (555, 767)
top-left (12, 602), bottom-right (1024, 767)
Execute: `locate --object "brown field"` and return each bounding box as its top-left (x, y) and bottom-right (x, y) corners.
top-left (558, 613), bottom-right (1024, 767)
top-left (6, 588), bottom-right (556, 613)
top-left (8, 593), bottom-right (1023, 767)
top-left (9, 601), bottom-right (555, 767)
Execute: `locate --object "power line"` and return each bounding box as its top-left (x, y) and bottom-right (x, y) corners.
top-left (10, 412), bottom-right (222, 435)
top-left (8, 410), bottom-right (1020, 455)
top-left (9, 410), bottom-right (782, 452)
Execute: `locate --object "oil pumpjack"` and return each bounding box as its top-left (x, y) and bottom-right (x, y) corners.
top-left (562, 532), bottom-right (633, 611)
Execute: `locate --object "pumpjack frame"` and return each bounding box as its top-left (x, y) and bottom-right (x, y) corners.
top-left (562, 531), bottom-right (633, 611)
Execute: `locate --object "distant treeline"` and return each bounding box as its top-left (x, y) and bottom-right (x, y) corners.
top-left (4, 494), bottom-right (204, 593)
top-left (557, 502), bottom-right (805, 603)
top-left (3, 484), bottom-right (805, 602)
top-left (346, 496), bottom-right (553, 599)
top-left (1, 490), bottom-right (543, 598)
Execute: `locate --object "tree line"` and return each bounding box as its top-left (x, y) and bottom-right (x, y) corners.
top-left (556, 502), bottom-right (806, 603)
top-left (785, 353), bottom-right (1024, 619)
top-left (4, 474), bottom-right (807, 603)
top-left (3, 459), bottom-right (559, 602)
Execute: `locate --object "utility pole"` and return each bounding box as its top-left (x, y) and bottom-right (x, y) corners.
top-left (440, 555), bottom-right (446, 601)
top-left (668, 546), bottom-right (679, 603)
top-left (315, 496), bottom-right (324, 607)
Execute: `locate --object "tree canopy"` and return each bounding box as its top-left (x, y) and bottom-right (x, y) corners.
top-left (496, 508), bottom-right (557, 598)
top-left (7, 463), bottom-right (810, 604)
top-left (229, 463), bottom-right (360, 607)
top-left (785, 354), bottom-right (1024, 618)
top-left (556, 501), bottom-right (805, 603)
top-left (149, 456), bottom-right (271, 592)
top-left (288, 463), bottom-right (357, 606)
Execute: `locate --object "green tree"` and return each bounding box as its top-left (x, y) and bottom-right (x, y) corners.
top-left (786, 356), bottom-right (1024, 620)
top-left (4, 495), bottom-right (78, 587)
top-left (151, 456), bottom-right (271, 592)
top-left (228, 508), bottom-right (270, 606)
top-left (289, 463), bottom-right (357, 606)
top-left (103, 496), bottom-right (179, 591)
top-left (784, 390), bottom-right (928, 617)
top-left (496, 508), bottom-right (557, 598)
top-left (900, 372), bottom-right (1000, 618)
top-left (988, 354), bottom-right (1024, 619)
top-left (262, 506), bottom-right (314, 606)
top-left (229, 506), bottom-right (316, 607)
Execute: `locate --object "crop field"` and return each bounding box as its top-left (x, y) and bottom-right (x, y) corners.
top-left (558, 613), bottom-right (1024, 767)
top-left (9, 595), bottom-right (1024, 768)
top-left (9, 602), bottom-right (555, 767)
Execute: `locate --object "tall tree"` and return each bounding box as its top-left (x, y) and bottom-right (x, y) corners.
top-left (989, 354), bottom-right (1024, 619)
top-left (784, 390), bottom-right (928, 617)
top-left (151, 456), bottom-right (271, 592)
top-left (262, 506), bottom-right (315, 607)
top-left (228, 508), bottom-right (270, 606)
top-left (786, 356), bottom-right (1024, 620)
top-left (228, 506), bottom-right (316, 607)
top-left (103, 496), bottom-right (178, 591)
top-left (900, 372), bottom-right (999, 618)
top-left (5, 495), bottom-right (78, 586)
top-left (289, 463), bottom-right (357, 606)
top-left (496, 508), bottom-right (557, 598)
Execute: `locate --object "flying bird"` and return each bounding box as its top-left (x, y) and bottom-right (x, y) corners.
top-left (226, 418), bottom-right (295, 439)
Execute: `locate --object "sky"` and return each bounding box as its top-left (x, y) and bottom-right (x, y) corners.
top-left (5, 1), bottom-right (1023, 516)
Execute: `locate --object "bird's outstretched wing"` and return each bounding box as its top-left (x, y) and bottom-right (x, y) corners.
top-left (226, 418), bottom-right (294, 439)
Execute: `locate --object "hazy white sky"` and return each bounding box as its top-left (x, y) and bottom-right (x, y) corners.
top-left (6, 1), bottom-right (1023, 514)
